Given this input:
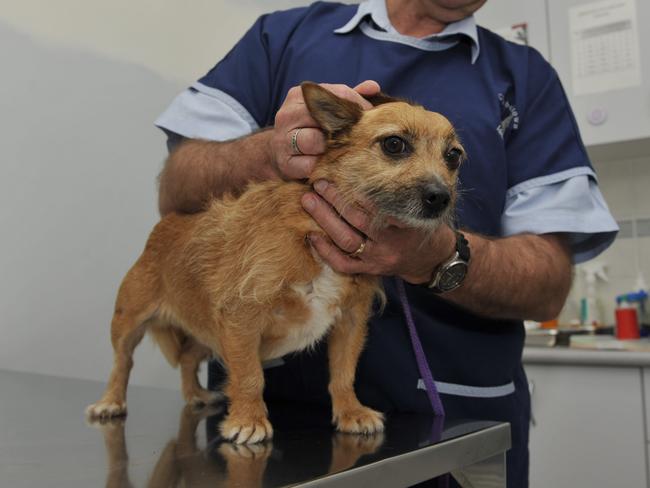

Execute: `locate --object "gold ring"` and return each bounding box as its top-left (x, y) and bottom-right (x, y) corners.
top-left (349, 239), bottom-right (366, 258)
top-left (290, 128), bottom-right (303, 155)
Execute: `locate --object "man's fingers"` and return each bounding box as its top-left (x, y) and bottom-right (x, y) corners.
top-left (308, 234), bottom-right (366, 275)
top-left (312, 180), bottom-right (377, 240)
top-left (302, 193), bottom-right (367, 254)
top-left (276, 128), bottom-right (325, 179)
top-left (287, 127), bottom-right (326, 156)
top-left (353, 80), bottom-right (381, 98)
top-left (320, 80), bottom-right (381, 109)
top-left (275, 101), bottom-right (318, 131)
top-left (280, 81), bottom-right (380, 129)
top-left (278, 155), bottom-right (318, 180)
top-left (272, 81), bottom-right (381, 180)
top-left (318, 83), bottom-right (375, 110)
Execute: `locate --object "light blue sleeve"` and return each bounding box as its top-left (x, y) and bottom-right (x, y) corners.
top-left (154, 82), bottom-right (258, 146)
top-left (502, 167), bottom-right (619, 264)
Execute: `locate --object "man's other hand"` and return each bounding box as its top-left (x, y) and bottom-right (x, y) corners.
top-left (270, 80), bottom-right (381, 180)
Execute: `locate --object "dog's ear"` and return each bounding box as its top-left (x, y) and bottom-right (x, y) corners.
top-left (301, 82), bottom-right (363, 138)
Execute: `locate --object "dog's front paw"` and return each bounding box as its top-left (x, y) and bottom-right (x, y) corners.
top-left (220, 414), bottom-right (273, 444)
top-left (334, 406), bottom-right (384, 435)
top-left (218, 442), bottom-right (273, 487)
top-left (85, 401), bottom-right (127, 420)
top-left (218, 441), bottom-right (273, 460)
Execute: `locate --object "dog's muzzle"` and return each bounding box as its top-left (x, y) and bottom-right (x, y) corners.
top-left (421, 184), bottom-right (451, 219)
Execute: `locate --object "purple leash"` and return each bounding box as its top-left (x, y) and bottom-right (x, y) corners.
top-left (396, 278), bottom-right (450, 488)
top-left (395, 277), bottom-right (445, 417)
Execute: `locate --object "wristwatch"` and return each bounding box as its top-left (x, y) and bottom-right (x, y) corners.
top-left (426, 231), bottom-right (471, 294)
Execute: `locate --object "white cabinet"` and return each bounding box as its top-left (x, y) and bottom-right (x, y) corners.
top-left (476, 0), bottom-right (650, 152)
top-left (525, 363), bottom-right (647, 488)
top-left (547, 0), bottom-right (650, 149)
top-left (643, 368), bottom-right (650, 441)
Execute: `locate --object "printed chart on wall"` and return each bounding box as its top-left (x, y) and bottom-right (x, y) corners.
top-left (569, 0), bottom-right (642, 96)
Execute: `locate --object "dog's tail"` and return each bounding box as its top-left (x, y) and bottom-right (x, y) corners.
top-left (148, 326), bottom-right (186, 368)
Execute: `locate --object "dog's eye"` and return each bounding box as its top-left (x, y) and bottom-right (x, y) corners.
top-left (444, 148), bottom-right (463, 170)
top-left (382, 136), bottom-right (408, 156)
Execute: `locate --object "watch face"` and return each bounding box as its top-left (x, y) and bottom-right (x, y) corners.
top-left (438, 262), bottom-right (468, 291)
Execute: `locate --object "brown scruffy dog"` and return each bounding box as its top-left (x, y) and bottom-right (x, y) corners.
top-left (86, 83), bottom-right (464, 444)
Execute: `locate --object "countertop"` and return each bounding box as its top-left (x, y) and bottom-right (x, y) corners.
top-left (523, 346), bottom-right (650, 367)
top-left (0, 369), bottom-right (510, 488)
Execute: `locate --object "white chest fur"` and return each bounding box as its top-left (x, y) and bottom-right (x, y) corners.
top-left (266, 264), bottom-right (345, 359)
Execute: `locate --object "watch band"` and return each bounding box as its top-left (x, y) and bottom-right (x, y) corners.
top-left (456, 232), bottom-right (470, 262)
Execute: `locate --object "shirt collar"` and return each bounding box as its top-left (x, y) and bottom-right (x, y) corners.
top-left (334, 0), bottom-right (480, 64)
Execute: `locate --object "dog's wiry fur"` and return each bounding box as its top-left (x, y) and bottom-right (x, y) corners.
top-left (86, 83), bottom-right (463, 443)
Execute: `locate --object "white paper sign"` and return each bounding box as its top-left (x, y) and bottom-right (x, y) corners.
top-left (569, 0), bottom-right (642, 95)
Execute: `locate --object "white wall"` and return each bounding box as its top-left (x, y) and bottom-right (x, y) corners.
top-left (0, 0), bottom-right (314, 84)
top-left (0, 0), bottom-right (345, 389)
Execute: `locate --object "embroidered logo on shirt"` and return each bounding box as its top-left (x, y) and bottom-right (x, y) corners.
top-left (497, 93), bottom-right (519, 139)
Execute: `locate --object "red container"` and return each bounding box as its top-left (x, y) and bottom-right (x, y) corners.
top-left (616, 307), bottom-right (640, 339)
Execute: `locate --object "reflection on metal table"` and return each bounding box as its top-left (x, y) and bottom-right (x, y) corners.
top-left (0, 369), bottom-right (510, 487)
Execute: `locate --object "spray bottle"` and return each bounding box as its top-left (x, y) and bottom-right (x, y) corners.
top-left (579, 261), bottom-right (608, 327)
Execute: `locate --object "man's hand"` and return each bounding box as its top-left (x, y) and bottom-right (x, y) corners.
top-left (302, 179), bottom-right (456, 284)
top-left (270, 80), bottom-right (381, 180)
top-left (302, 180), bottom-right (573, 322)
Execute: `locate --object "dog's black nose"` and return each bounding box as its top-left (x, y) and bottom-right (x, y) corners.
top-left (422, 187), bottom-right (451, 218)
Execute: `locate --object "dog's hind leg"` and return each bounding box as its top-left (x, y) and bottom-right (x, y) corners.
top-left (179, 339), bottom-right (225, 406)
top-left (86, 261), bottom-right (159, 419)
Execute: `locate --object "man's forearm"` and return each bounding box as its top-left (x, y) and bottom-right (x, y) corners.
top-left (444, 232), bottom-right (573, 322)
top-left (158, 129), bottom-right (277, 216)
